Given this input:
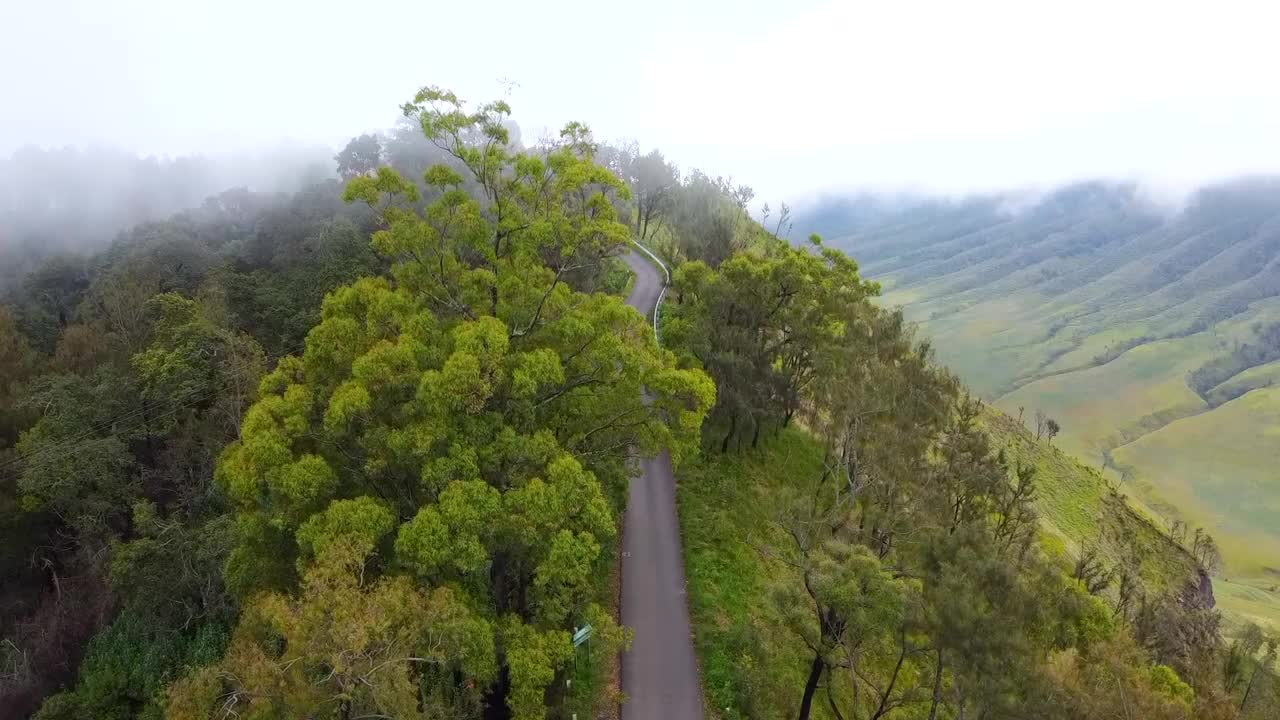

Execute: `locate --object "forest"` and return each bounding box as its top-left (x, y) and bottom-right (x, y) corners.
top-left (1, 86), bottom-right (1277, 720)
top-left (0, 145), bottom-right (334, 293)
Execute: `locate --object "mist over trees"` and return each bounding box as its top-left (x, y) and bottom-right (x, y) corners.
top-left (0, 144), bottom-right (335, 291)
top-left (0, 89), bottom-right (715, 720)
top-left (1, 82), bottom-right (1277, 720)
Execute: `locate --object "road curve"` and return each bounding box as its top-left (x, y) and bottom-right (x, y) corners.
top-left (619, 250), bottom-right (705, 720)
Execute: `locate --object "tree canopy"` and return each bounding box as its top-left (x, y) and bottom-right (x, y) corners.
top-left (169, 86), bottom-right (713, 719)
top-left (1, 82), bottom-right (1274, 720)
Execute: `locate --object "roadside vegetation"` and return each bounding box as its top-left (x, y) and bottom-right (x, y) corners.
top-left (2, 84), bottom-right (1277, 720)
top-left (656, 189), bottom-right (1280, 718)
top-left (1, 88), bottom-right (715, 720)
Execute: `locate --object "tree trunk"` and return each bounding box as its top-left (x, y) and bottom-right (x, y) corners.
top-left (870, 634), bottom-right (909, 720)
top-left (826, 680), bottom-right (846, 720)
top-left (928, 649), bottom-right (944, 720)
top-left (483, 664), bottom-right (513, 720)
top-left (1240, 666), bottom-right (1258, 712)
top-left (798, 652), bottom-right (824, 720)
top-left (721, 413), bottom-right (737, 453)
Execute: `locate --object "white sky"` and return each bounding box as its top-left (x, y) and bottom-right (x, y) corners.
top-left (2, 0), bottom-right (1278, 202)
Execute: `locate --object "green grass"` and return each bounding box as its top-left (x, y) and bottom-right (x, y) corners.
top-left (841, 197), bottom-right (1280, 594)
top-left (1110, 386), bottom-right (1280, 572)
top-left (1216, 577), bottom-right (1280, 637)
top-left (996, 335), bottom-right (1209, 455)
top-left (1109, 386), bottom-right (1280, 635)
top-left (676, 415), bottom-right (1209, 718)
top-left (676, 428), bottom-right (828, 720)
top-left (868, 228), bottom-right (1280, 580)
top-left (887, 284), bottom-right (1280, 631)
top-left (981, 408), bottom-right (1198, 596)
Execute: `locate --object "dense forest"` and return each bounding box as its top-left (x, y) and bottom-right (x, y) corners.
top-left (1, 87), bottom-right (1276, 720)
top-left (0, 144), bottom-right (335, 292)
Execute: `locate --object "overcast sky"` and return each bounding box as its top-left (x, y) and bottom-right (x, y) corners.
top-left (3, 0), bottom-right (1278, 203)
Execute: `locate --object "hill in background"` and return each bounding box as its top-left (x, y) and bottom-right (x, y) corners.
top-left (801, 178), bottom-right (1280, 628)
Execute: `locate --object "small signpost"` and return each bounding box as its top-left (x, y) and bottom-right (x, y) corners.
top-left (568, 623), bottom-right (595, 697)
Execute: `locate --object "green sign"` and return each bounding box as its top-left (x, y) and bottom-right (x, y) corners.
top-left (572, 624), bottom-right (593, 647)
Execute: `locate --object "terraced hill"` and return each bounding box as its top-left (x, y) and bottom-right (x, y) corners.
top-left (808, 178), bottom-right (1280, 610)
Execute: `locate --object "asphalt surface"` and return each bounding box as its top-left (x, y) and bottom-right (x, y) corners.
top-left (619, 250), bottom-right (705, 720)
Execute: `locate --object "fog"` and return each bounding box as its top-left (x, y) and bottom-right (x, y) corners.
top-left (3, 0), bottom-right (1279, 209)
top-left (0, 143), bottom-right (333, 245)
top-left (0, 143), bottom-right (335, 295)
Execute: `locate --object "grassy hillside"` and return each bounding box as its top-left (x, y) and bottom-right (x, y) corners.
top-left (676, 413), bottom-right (1209, 718)
top-left (677, 429), bottom-right (826, 719)
top-left (1110, 387), bottom-right (1280, 571)
top-left (813, 178), bottom-right (1280, 586)
top-left (979, 408), bottom-right (1197, 596)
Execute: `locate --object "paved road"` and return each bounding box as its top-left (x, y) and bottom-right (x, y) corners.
top-left (619, 250), bottom-right (705, 720)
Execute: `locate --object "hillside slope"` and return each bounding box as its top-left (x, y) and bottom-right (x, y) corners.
top-left (979, 408), bottom-right (1197, 597)
top-left (812, 179), bottom-right (1280, 582)
top-left (677, 414), bottom-right (1208, 718)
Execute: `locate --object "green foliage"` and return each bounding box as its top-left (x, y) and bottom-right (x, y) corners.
top-left (32, 615), bottom-right (228, 720)
top-left (981, 407), bottom-right (1199, 596)
top-left (0, 305), bottom-right (36, 441)
top-left (1036, 635), bottom-right (1202, 719)
top-left (109, 504), bottom-right (236, 628)
top-left (663, 169), bottom-right (756, 267)
top-left (167, 539), bottom-right (498, 720)
top-left (2, 179), bottom-right (367, 717)
top-left (178, 85), bottom-right (713, 719)
top-left (334, 133), bottom-right (383, 180)
top-left (225, 213), bottom-right (384, 356)
top-left (295, 495), bottom-right (396, 562)
top-left (532, 530), bottom-right (602, 627)
top-left (677, 421), bottom-right (1227, 720)
top-left (665, 215), bottom-right (1233, 718)
top-left (666, 237), bottom-right (877, 452)
top-left (812, 180), bottom-right (1280, 583)
top-left (16, 373), bottom-right (138, 537)
top-left (600, 142), bottom-right (680, 244)
top-left (501, 616), bottom-right (574, 720)
top-left (599, 255), bottom-right (636, 297)
top-left (1151, 663), bottom-right (1197, 705)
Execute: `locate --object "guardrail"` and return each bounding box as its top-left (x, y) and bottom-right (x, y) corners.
top-left (629, 239), bottom-right (670, 345)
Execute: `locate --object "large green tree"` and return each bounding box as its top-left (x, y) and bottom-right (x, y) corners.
top-left (183, 87), bottom-right (713, 719)
top-left (667, 235), bottom-right (878, 451)
top-left (334, 133), bottom-right (383, 181)
top-left (602, 142), bottom-right (680, 244)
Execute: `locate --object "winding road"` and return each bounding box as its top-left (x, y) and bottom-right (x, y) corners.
top-left (619, 250), bottom-right (705, 720)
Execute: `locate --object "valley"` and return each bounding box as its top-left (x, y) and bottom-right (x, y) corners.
top-left (812, 179), bottom-right (1280, 629)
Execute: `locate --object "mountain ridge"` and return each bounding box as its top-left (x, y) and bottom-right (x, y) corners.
top-left (804, 177), bottom-right (1280, 585)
